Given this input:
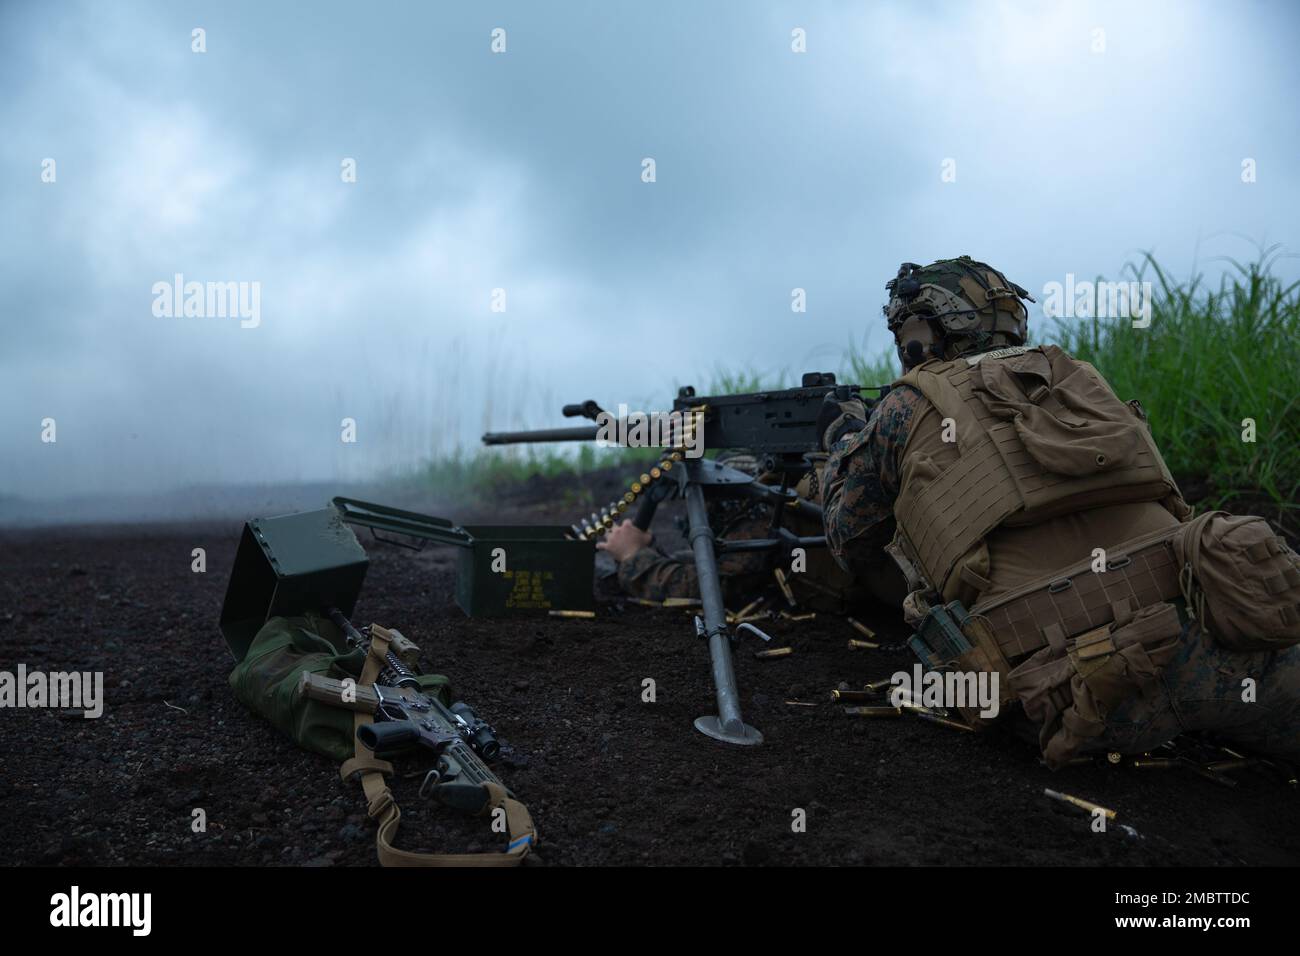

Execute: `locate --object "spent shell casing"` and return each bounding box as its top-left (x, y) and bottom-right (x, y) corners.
top-left (662, 597), bottom-right (702, 608)
top-left (780, 611), bottom-right (816, 622)
top-left (1044, 756), bottom-right (1095, 768)
top-left (864, 678), bottom-right (896, 693)
top-left (1184, 763), bottom-right (1238, 788)
top-left (754, 646), bottom-right (794, 660)
top-left (847, 638), bottom-right (881, 650)
top-left (830, 689), bottom-right (875, 703)
top-left (734, 597), bottom-right (764, 620)
top-left (784, 700), bottom-right (817, 708)
top-left (912, 711), bottom-right (972, 732)
top-left (847, 617), bottom-right (877, 640)
top-left (901, 702), bottom-right (943, 717)
top-left (1204, 758), bottom-right (1253, 773)
top-left (1106, 752), bottom-right (1123, 765)
top-left (1130, 757), bottom-right (1178, 770)
top-left (889, 687), bottom-right (943, 713)
top-left (843, 705), bottom-right (902, 717)
top-left (773, 568), bottom-right (796, 605)
top-left (548, 609), bottom-right (596, 619)
top-left (1044, 788), bottom-right (1117, 821)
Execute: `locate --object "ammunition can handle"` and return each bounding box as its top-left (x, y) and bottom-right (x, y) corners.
top-left (297, 672), bottom-right (380, 714)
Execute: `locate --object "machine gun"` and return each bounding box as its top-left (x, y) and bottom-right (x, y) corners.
top-left (482, 372), bottom-right (889, 747)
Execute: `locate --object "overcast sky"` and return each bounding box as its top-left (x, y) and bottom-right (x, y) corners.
top-left (3, 0), bottom-right (1298, 502)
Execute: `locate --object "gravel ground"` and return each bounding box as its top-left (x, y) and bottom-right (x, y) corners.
top-left (2, 473), bottom-right (1297, 866)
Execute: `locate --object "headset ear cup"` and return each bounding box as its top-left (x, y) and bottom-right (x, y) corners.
top-left (888, 258), bottom-right (1035, 364)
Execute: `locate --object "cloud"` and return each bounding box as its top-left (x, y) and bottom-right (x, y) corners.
top-left (1, 0), bottom-right (1298, 502)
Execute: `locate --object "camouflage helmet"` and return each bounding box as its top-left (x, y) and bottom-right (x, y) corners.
top-left (884, 256), bottom-right (1035, 369)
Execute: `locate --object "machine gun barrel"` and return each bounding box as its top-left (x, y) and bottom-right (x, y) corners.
top-left (482, 424), bottom-right (602, 445)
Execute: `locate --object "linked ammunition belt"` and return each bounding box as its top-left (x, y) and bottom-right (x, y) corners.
top-left (973, 524), bottom-right (1183, 664)
top-left (569, 406), bottom-right (704, 541)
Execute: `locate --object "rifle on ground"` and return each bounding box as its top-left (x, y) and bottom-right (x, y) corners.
top-left (219, 510), bottom-right (535, 865)
top-left (299, 608), bottom-right (505, 810)
top-left (482, 372), bottom-right (889, 747)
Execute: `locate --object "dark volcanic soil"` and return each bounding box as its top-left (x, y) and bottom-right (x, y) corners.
top-left (2, 475), bottom-right (1298, 867)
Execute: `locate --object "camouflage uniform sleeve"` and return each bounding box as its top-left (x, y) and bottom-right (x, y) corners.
top-left (616, 513), bottom-right (776, 604)
top-left (617, 546), bottom-right (700, 602)
top-left (821, 385), bottom-right (922, 573)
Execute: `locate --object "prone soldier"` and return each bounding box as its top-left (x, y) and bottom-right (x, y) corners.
top-left (819, 256), bottom-right (1300, 766)
top-left (599, 452), bottom-right (906, 612)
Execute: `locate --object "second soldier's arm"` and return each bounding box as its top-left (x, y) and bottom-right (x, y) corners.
top-left (615, 514), bottom-right (776, 604)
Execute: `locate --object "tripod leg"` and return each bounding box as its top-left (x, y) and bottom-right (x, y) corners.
top-left (684, 480), bottom-right (762, 746)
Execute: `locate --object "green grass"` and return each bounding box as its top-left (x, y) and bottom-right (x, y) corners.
top-left (1052, 249), bottom-right (1300, 519)
top-left (408, 253), bottom-right (1299, 521)
top-left (397, 443), bottom-right (656, 497)
top-left (839, 338), bottom-right (901, 388)
top-left (694, 363), bottom-right (790, 394)
top-left (689, 344), bottom-right (899, 395)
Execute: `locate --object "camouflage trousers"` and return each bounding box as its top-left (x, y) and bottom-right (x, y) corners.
top-left (1088, 622), bottom-right (1300, 762)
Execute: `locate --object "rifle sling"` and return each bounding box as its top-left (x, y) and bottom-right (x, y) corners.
top-left (339, 626), bottom-right (536, 867)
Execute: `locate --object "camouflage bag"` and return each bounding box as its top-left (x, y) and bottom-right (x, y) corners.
top-left (228, 611), bottom-right (451, 762)
top-left (1174, 511), bottom-right (1300, 652)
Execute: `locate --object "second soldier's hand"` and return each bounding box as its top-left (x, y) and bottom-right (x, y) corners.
top-left (596, 519), bottom-right (653, 562)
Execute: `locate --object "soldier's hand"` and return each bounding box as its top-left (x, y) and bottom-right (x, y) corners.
top-left (817, 392), bottom-right (867, 451)
top-left (595, 519), bottom-right (653, 562)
